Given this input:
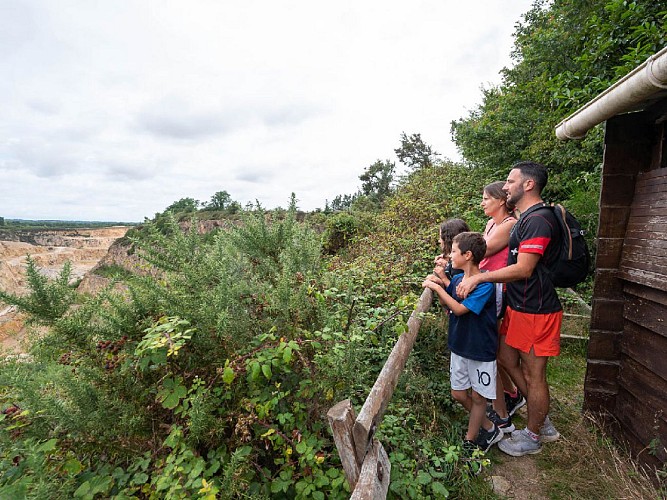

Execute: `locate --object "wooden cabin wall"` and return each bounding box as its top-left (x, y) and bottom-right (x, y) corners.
top-left (586, 109), bottom-right (667, 468)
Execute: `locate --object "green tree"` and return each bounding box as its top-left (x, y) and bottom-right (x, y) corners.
top-left (394, 132), bottom-right (439, 171)
top-left (330, 193), bottom-right (357, 211)
top-left (164, 197), bottom-right (200, 214)
top-left (207, 190), bottom-right (232, 210)
top-left (359, 159), bottom-right (395, 203)
top-left (203, 190), bottom-right (242, 214)
top-left (450, 0), bottom-right (667, 199)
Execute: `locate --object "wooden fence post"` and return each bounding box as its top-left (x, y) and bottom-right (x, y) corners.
top-left (350, 440), bottom-right (391, 500)
top-left (327, 287), bottom-right (434, 499)
top-left (327, 399), bottom-right (361, 489)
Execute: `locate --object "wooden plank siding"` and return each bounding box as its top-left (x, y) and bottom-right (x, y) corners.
top-left (622, 291), bottom-right (667, 338)
top-left (619, 168), bottom-right (667, 293)
top-left (615, 168), bottom-right (667, 469)
top-left (615, 361), bottom-right (667, 466)
top-left (583, 113), bottom-right (650, 416)
top-left (620, 322), bottom-right (667, 382)
top-left (617, 356), bottom-right (667, 423)
top-left (614, 386), bottom-right (666, 467)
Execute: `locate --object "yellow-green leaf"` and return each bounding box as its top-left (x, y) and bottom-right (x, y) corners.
top-left (222, 366), bottom-right (235, 385)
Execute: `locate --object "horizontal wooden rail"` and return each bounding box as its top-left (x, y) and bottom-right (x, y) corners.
top-left (352, 288), bottom-right (433, 464)
top-left (563, 312), bottom-right (591, 319)
top-left (564, 287), bottom-right (592, 313)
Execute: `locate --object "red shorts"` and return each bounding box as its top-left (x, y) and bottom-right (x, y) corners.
top-left (499, 307), bottom-right (563, 356)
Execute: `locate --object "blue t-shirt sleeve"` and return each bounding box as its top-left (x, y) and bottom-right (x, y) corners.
top-left (461, 282), bottom-right (494, 315)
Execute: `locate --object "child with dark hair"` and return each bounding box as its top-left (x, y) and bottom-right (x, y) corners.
top-left (423, 232), bottom-right (502, 454)
top-left (430, 218), bottom-right (470, 288)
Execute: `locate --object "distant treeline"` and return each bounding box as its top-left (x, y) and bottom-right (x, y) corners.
top-left (0, 218), bottom-right (136, 231)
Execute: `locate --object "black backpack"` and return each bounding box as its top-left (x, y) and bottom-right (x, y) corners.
top-left (537, 204), bottom-right (591, 288)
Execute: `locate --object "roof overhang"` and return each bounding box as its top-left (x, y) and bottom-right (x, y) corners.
top-left (555, 46), bottom-right (667, 140)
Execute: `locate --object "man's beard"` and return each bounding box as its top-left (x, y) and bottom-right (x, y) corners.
top-left (507, 187), bottom-right (524, 206)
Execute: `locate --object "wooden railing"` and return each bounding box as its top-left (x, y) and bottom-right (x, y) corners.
top-left (327, 288), bottom-right (434, 499)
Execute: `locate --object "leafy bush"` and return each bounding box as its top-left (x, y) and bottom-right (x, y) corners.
top-left (92, 264), bottom-right (135, 281)
top-left (322, 212), bottom-right (361, 254)
top-left (0, 199), bottom-right (349, 498)
top-left (0, 257), bottom-right (76, 325)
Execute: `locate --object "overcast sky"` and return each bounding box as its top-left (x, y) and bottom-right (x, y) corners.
top-left (1, 0), bottom-right (534, 222)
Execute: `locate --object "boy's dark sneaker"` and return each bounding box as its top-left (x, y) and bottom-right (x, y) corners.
top-left (487, 409), bottom-right (516, 434)
top-left (475, 425), bottom-right (503, 452)
top-left (505, 390), bottom-right (526, 417)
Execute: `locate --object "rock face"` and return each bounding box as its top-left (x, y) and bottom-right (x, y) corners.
top-left (0, 226), bottom-right (130, 352)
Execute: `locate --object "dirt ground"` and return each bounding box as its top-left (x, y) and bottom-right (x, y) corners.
top-left (0, 307), bottom-right (26, 353)
top-left (486, 406), bottom-right (548, 499)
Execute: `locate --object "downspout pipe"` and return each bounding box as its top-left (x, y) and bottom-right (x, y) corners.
top-left (555, 46), bottom-right (667, 140)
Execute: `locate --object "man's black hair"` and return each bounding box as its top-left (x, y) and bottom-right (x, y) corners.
top-left (512, 161), bottom-right (548, 193)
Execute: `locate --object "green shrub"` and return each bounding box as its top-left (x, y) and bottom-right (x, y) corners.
top-left (0, 257), bottom-right (76, 325)
top-left (0, 198), bottom-right (354, 498)
top-left (322, 212), bottom-right (361, 254)
top-left (93, 264), bottom-right (134, 280)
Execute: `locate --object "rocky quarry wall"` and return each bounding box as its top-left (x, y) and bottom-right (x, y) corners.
top-left (0, 226), bottom-right (130, 351)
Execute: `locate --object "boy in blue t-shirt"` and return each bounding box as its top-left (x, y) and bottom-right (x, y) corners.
top-left (423, 232), bottom-right (502, 452)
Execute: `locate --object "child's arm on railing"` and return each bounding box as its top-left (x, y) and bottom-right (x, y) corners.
top-left (422, 278), bottom-right (469, 316)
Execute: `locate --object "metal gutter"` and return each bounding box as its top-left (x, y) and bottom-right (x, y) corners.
top-left (555, 46), bottom-right (667, 140)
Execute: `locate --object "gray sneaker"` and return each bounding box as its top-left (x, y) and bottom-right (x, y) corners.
top-left (498, 429), bottom-right (542, 457)
top-left (540, 415), bottom-right (560, 443)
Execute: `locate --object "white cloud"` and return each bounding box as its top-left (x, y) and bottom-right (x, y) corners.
top-left (0, 0), bottom-right (533, 221)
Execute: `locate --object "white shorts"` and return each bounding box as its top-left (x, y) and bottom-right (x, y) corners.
top-left (450, 352), bottom-right (497, 400)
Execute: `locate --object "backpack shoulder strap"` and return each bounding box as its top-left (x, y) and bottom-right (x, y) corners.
top-left (520, 202), bottom-right (549, 218)
top-left (517, 202), bottom-right (550, 232)
top-left (518, 203), bottom-right (561, 279)
top-left (552, 204), bottom-right (572, 259)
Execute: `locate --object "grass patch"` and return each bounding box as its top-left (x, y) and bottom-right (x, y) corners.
top-left (542, 339), bottom-right (659, 499)
top-left (537, 412), bottom-right (661, 499)
top-left (92, 264), bottom-right (134, 280)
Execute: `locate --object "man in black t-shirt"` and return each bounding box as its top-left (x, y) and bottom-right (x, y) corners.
top-left (457, 161), bottom-right (563, 457)
top-left (504, 201), bottom-right (561, 315)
